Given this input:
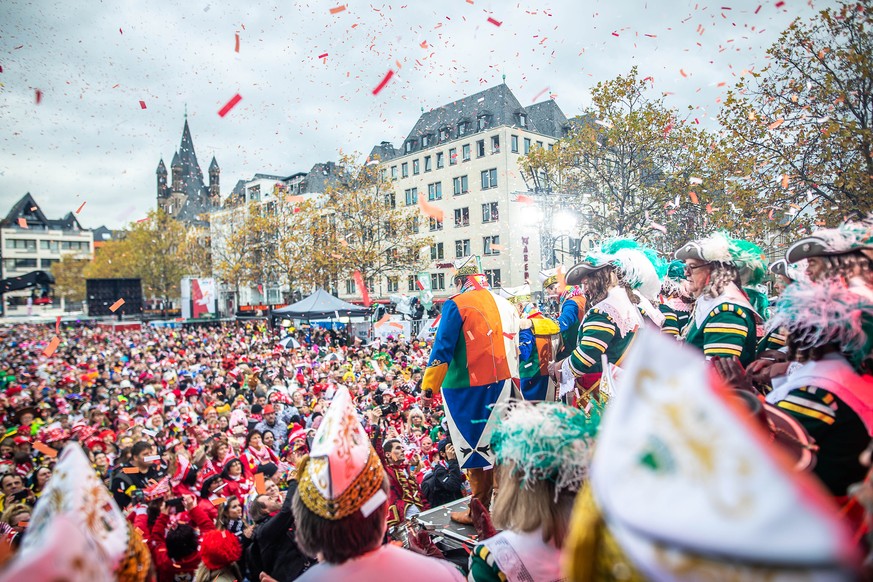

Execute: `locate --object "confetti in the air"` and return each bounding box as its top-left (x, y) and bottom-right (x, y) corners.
top-left (317, 52), bottom-right (328, 59)
top-left (43, 336), bottom-right (60, 357)
top-left (353, 270), bottom-right (372, 307)
top-left (55, 315), bottom-right (60, 334)
top-left (17, 218), bottom-right (27, 228)
top-left (139, 100), bottom-right (147, 109)
top-left (235, 33), bottom-right (240, 52)
top-left (372, 70), bottom-right (395, 95)
top-left (75, 201), bottom-right (86, 214)
top-left (487, 16), bottom-right (502, 27)
top-left (33, 442), bottom-right (57, 458)
top-left (768, 118), bottom-right (785, 129)
top-left (329, 5), bottom-right (346, 14)
top-left (689, 177), bottom-right (703, 185)
top-left (35, 89), bottom-right (42, 104)
top-left (109, 299), bottom-right (125, 312)
top-left (218, 94), bottom-right (242, 117)
top-left (418, 193), bottom-right (444, 221)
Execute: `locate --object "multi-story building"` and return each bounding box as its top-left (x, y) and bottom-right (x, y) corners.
top-left (344, 83), bottom-right (571, 301)
top-left (1, 193), bottom-right (93, 308)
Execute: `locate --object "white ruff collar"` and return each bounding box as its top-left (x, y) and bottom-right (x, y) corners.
top-left (594, 287), bottom-right (644, 337)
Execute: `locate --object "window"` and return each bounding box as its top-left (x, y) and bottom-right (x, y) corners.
top-left (454, 207), bottom-right (470, 228)
top-left (40, 240), bottom-right (60, 251)
top-left (5, 239), bottom-right (36, 251)
top-left (384, 192), bottom-right (396, 208)
top-left (458, 121), bottom-right (469, 137)
top-left (537, 141), bottom-right (544, 149)
top-left (436, 152), bottom-right (444, 169)
top-left (430, 243), bottom-right (444, 261)
top-left (491, 136), bottom-right (500, 153)
top-left (248, 185), bottom-right (261, 202)
top-left (429, 217), bottom-right (443, 231)
top-left (485, 269), bottom-right (502, 288)
top-left (511, 135), bottom-right (519, 153)
top-left (439, 127), bottom-right (451, 142)
top-left (345, 279), bottom-right (356, 294)
top-left (413, 159), bottom-right (420, 175)
top-left (448, 148), bottom-right (457, 165)
top-left (453, 175), bottom-right (469, 195)
top-left (401, 162), bottom-right (409, 178)
top-left (404, 187), bottom-right (418, 206)
top-left (41, 258), bottom-right (59, 269)
top-left (455, 239), bottom-right (471, 258)
top-left (476, 140), bottom-right (485, 158)
top-left (478, 115), bottom-right (489, 131)
top-left (484, 235), bottom-right (501, 255)
top-left (60, 241), bottom-right (88, 251)
top-left (480, 168), bottom-right (498, 190)
top-left (518, 113), bottom-right (527, 128)
top-left (424, 156), bottom-right (432, 172)
top-left (387, 276), bottom-right (399, 293)
top-left (405, 140), bottom-right (415, 153)
top-left (462, 144), bottom-right (471, 161)
top-left (4, 258), bottom-right (37, 270)
top-left (422, 134), bottom-right (431, 148)
top-left (408, 275), bottom-right (417, 292)
top-left (431, 273), bottom-right (446, 290)
top-left (427, 182), bottom-right (442, 201)
top-left (482, 202), bottom-right (499, 222)
top-left (409, 216), bottom-right (420, 234)
top-left (391, 166), bottom-right (398, 179)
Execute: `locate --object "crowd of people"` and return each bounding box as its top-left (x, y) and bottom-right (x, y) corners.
top-left (0, 216), bottom-right (870, 581)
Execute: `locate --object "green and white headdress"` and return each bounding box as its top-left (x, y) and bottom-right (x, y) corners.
top-left (491, 400), bottom-right (600, 497)
top-left (566, 238), bottom-right (667, 300)
top-left (675, 232), bottom-right (767, 286)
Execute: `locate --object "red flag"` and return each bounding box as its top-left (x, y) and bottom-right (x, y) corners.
top-left (353, 270), bottom-right (372, 307)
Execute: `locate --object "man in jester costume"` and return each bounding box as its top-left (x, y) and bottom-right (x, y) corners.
top-left (421, 256), bottom-right (521, 525)
top-left (674, 232), bottom-right (767, 367)
top-left (540, 269), bottom-right (587, 360)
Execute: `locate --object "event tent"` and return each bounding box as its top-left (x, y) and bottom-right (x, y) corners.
top-left (272, 288), bottom-right (370, 320)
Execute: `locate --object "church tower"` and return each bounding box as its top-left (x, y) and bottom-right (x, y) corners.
top-left (156, 158), bottom-right (169, 198)
top-left (171, 151), bottom-right (183, 192)
top-left (209, 156), bottom-right (220, 207)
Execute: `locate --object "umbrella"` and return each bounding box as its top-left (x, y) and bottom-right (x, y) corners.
top-left (277, 336), bottom-right (301, 350)
top-left (322, 352), bottom-right (343, 363)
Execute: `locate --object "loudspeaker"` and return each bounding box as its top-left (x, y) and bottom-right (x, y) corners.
top-left (86, 279), bottom-right (144, 316)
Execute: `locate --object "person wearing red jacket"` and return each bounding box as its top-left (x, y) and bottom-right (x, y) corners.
top-left (149, 494), bottom-right (216, 582)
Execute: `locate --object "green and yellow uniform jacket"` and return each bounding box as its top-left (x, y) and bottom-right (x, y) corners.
top-left (683, 284), bottom-right (758, 366)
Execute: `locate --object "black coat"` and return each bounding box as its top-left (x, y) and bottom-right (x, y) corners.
top-left (427, 458), bottom-right (465, 508)
top-left (247, 481), bottom-right (312, 581)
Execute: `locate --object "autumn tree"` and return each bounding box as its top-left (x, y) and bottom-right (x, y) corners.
top-left (178, 227), bottom-right (213, 278)
top-left (211, 205), bottom-right (251, 307)
top-left (519, 67), bottom-right (722, 252)
top-left (718, 0), bottom-right (873, 237)
top-left (322, 153), bottom-right (432, 296)
top-left (51, 254), bottom-right (88, 302)
top-left (119, 209), bottom-right (187, 304)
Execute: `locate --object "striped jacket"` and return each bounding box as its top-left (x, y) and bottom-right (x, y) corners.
top-left (684, 302), bottom-right (757, 366)
top-left (568, 308), bottom-right (637, 383)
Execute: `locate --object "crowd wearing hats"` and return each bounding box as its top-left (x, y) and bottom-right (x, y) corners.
top-left (0, 215), bottom-right (871, 580)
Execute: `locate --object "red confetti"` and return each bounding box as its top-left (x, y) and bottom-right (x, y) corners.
top-left (680, 69), bottom-right (688, 78)
top-left (503, 332), bottom-right (516, 340)
top-left (353, 270), bottom-right (372, 307)
top-left (35, 89), bottom-right (42, 104)
top-left (329, 4), bottom-right (346, 14)
top-left (611, 31), bottom-right (619, 37)
top-left (18, 218), bottom-right (27, 228)
top-left (417, 193), bottom-right (444, 221)
top-left (218, 93), bottom-right (242, 117)
top-left (487, 16), bottom-right (502, 26)
top-left (416, 280), bottom-right (425, 291)
top-left (75, 201), bottom-right (86, 214)
top-left (109, 299), bottom-right (125, 312)
top-left (688, 191), bottom-right (699, 204)
top-left (775, 0), bottom-right (784, 6)
top-left (317, 52), bottom-right (328, 59)
top-left (371, 70), bottom-right (394, 95)
top-left (43, 336), bottom-right (60, 357)
top-left (235, 33), bottom-right (240, 53)
top-left (755, 4), bottom-right (762, 12)
top-left (55, 315), bottom-right (60, 334)
top-left (514, 194), bottom-right (534, 204)
top-left (139, 100), bottom-right (147, 109)
top-left (33, 442), bottom-right (57, 457)
top-left (119, 28), bottom-right (123, 34)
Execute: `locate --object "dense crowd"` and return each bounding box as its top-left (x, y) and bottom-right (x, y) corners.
top-left (0, 216), bottom-right (871, 581)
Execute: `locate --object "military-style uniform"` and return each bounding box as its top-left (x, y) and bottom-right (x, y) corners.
top-left (658, 300), bottom-right (691, 337)
top-left (683, 284), bottom-right (758, 366)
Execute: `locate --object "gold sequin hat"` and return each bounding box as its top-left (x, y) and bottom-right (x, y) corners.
top-left (539, 268), bottom-right (558, 289)
top-left (297, 386), bottom-right (386, 520)
top-left (453, 255), bottom-right (483, 278)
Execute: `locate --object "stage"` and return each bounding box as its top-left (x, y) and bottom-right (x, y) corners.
top-left (413, 496), bottom-right (479, 552)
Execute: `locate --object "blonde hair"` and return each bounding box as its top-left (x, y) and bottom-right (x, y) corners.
top-left (1, 504), bottom-right (29, 526)
top-left (490, 464), bottom-right (577, 547)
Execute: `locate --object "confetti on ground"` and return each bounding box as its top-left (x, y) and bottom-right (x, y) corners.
top-left (254, 473), bottom-right (266, 494)
top-left (139, 100), bottom-right (147, 109)
top-left (329, 5), bottom-right (346, 14)
top-left (75, 201), bottom-right (86, 214)
top-left (35, 89), bottom-right (42, 104)
top-left (43, 336), bottom-right (60, 356)
top-left (768, 118), bottom-right (785, 129)
top-left (235, 33), bottom-right (240, 52)
top-left (218, 93), bottom-right (242, 117)
top-left (487, 17), bottom-right (502, 27)
top-left (372, 70), bottom-right (394, 95)
top-left (417, 193), bottom-right (444, 221)
top-left (109, 298), bottom-right (125, 312)
top-left (33, 442), bottom-right (57, 457)
top-left (353, 270), bottom-right (372, 307)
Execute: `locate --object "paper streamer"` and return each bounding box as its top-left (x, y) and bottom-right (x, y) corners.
top-left (43, 336), bottom-right (60, 357)
top-left (353, 270), bottom-right (372, 307)
top-left (218, 94), bottom-right (242, 117)
top-left (109, 299), bottom-right (125, 312)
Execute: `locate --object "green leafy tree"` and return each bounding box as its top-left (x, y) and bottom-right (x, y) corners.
top-left (717, 0), bottom-right (873, 237)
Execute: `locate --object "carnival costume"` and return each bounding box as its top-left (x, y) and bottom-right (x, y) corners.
top-left (540, 269), bottom-right (587, 360)
top-left (675, 232), bottom-right (766, 366)
top-left (658, 260), bottom-right (692, 337)
top-left (517, 303), bottom-right (561, 401)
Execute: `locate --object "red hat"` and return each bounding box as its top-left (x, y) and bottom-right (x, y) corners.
top-left (262, 404), bottom-right (276, 415)
top-left (200, 530), bottom-right (242, 570)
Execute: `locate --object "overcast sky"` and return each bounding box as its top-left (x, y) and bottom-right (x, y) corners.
top-left (0, 0), bottom-right (827, 229)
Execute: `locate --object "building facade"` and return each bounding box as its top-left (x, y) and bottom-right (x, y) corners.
top-left (339, 83), bottom-right (571, 301)
top-left (1, 193), bottom-right (93, 307)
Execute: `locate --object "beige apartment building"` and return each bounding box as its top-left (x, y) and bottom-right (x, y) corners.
top-left (341, 83), bottom-right (572, 301)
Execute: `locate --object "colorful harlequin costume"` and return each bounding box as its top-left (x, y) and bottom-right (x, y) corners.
top-left (421, 259), bottom-right (520, 525)
top-left (517, 304), bottom-right (561, 401)
top-left (675, 232), bottom-right (766, 366)
top-left (540, 269), bottom-right (587, 360)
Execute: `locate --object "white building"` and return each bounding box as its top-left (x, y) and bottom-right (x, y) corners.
top-left (1, 193), bottom-right (93, 309)
top-left (341, 83), bottom-right (572, 301)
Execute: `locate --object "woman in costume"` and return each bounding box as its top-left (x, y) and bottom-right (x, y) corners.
top-left (658, 260), bottom-right (693, 337)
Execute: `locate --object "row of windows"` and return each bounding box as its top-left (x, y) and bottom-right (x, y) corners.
top-left (403, 112), bottom-right (534, 154)
top-left (395, 170), bottom-right (498, 209)
top-left (391, 136), bottom-right (545, 180)
top-left (4, 239), bottom-right (90, 251)
top-left (423, 202), bottom-right (499, 231)
top-left (431, 236), bottom-right (501, 259)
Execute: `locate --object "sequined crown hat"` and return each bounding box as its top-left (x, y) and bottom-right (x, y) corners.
top-left (297, 386), bottom-right (386, 520)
